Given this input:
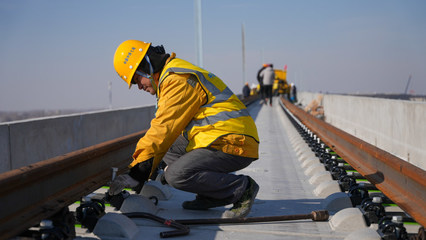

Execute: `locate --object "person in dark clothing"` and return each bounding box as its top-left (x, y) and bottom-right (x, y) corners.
top-left (259, 64), bottom-right (275, 106)
top-left (242, 82), bottom-right (251, 98)
top-left (291, 83), bottom-right (298, 103)
top-left (256, 64), bottom-right (267, 103)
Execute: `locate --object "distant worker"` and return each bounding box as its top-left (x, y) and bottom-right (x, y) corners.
top-left (242, 82), bottom-right (251, 98)
top-left (109, 40), bottom-right (260, 218)
top-left (259, 64), bottom-right (275, 106)
top-left (256, 64), bottom-right (267, 103)
top-left (251, 83), bottom-right (258, 96)
top-left (291, 83), bottom-right (298, 103)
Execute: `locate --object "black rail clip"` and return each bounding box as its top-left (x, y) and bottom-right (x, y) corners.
top-left (76, 199), bottom-right (106, 232)
top-left (360, 197), bottom-right (385, 225)
top-left (378, 216), bottom-right (408, 240)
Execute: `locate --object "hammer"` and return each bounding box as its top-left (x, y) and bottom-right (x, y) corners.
top-left (175, 210), bottom-right (329, 225)
top-left (125, 210), bottom-right (329, 238)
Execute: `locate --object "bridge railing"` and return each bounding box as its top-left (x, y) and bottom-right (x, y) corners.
top-left (298, 92), bottom-right (426, 170)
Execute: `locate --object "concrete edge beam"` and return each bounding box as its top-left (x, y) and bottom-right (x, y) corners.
top-left (301, 157), bottom-right (320, 168)
top-left (140, 180), bottom-right (172, 201)
top-left (309, 171), bottom-right (333, 186)
top-left (329, 207), bottom-right (367, 232)
top-left (313, 180), bottom-right (341, 198)
top-left (93, 213), bottom-right (138, 240)
top-left (344, 227), bottom-right (381, 240)
top-left (322, 192), bottom-right (353, 214)
top-left (304, 163), bottom-right (325, 176)
top-left (120, 195), bottom-right (158, 214)
top-left (296, 149), bottom-right (315, 159)
top-left (294, 142), bottom-right (309, 151)
top-left (0, 125), bottom-right (10, 172)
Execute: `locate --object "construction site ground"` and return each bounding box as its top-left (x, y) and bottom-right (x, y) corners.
top-left (74, 98), bottom-right (349, 240)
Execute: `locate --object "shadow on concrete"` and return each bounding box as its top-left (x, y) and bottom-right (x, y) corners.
top-left (246, 99), bottom-right (262, 121)
top-left (250, 198), bottom-right (325, 217)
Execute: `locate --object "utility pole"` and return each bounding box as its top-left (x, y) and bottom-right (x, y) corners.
top-left (404, 74), bottom-right (412, 95)
top-left (194, 0), bottom-right (203, 68)
top-left (108, 81), bottom-right (112, 109)
top-left (241, 23), bottom-right (246, 86)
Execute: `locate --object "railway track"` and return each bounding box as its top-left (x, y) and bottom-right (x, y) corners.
top-left (280, 97), bottom-right (425, 239)
top-left (0, 95), bottom-right (424, 239)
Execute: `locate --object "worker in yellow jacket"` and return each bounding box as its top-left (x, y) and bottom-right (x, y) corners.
top-left (109, 40), bottom-right (260, 218)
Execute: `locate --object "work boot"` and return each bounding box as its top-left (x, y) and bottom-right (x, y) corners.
top-left (223, 176), bottom-right (259, 218)
top-left (182, 195), bottom-right (231, 210)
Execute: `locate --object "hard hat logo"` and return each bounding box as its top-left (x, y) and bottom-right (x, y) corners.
top-left (123, 47), bottom-right (136, 65)
top-left (114, 40), bottom-right (152, 89)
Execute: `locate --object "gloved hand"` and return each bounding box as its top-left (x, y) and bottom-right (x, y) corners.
top-left (157, 166), bottom-right (169, 185)
top-left (108, 158), bottom-right (154, 195)
top-left (104, 190), bottom-right (130, 210)
top-left (108, 174), bottom-right (139, 196)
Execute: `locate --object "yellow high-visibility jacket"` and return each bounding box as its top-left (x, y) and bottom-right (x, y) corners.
top-left (130, 53), bottom-right (259, 173)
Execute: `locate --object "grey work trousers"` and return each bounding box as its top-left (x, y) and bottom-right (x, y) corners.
top-left (162, 135), bottom-right (256, 204)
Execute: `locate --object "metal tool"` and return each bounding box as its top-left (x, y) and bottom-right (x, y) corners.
top-left (125, 210), bottom-right (329, 238)
top-left (175, 210), bottom-right (329, 225)
top-left (124, 212), bottom-right (190, 238)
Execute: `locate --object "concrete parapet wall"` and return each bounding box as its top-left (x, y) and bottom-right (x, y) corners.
top-left (298, 92), bottom-right (425, 170)
top-left (0, 106), bottom-right (156, 173)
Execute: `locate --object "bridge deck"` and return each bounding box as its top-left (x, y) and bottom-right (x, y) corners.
top-left (75, 98), bottom-right (346, 240)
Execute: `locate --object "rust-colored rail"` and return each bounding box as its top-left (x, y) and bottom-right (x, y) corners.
top-left (0, 130), bottom-right (146, 240)
top-left (281, 97), bottom-right (426, 227)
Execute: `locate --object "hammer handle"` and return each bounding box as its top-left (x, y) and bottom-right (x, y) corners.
top-left (176, 210), bottom-right (329, 225)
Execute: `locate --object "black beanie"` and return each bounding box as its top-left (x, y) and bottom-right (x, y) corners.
top-left (137, 45), bottom-right (170, 74)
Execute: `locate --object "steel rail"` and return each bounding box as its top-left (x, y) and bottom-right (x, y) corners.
top-left (281, 97), bottom-right (426, 227)
top-left (0, 130), bottom-right (147, 240)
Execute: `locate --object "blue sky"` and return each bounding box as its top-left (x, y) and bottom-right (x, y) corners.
top-left (1, 0), bottom-right (425, 111)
